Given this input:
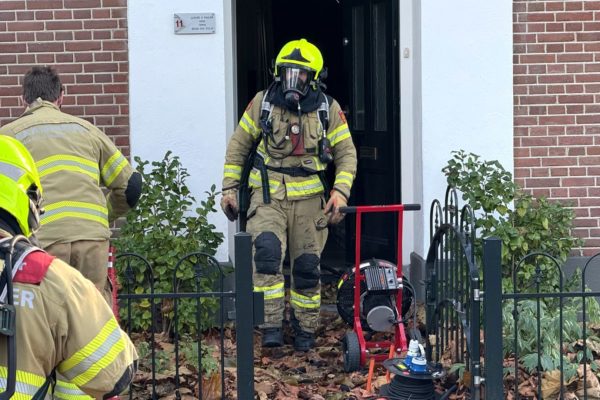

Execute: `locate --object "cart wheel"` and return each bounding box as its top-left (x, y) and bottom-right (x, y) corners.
top-left (342, 331), bottom-right (361, 372)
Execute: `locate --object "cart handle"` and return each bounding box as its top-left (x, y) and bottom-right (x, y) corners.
top-left (339, 204), bottom-right (421, 214)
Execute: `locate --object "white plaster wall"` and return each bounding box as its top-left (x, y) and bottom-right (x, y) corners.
top-left (128, 0), bottom-right (233, 261)
top-left (413, 0), bottom-right (514, 256)
top-left (128, 0), bottom-right (514, 264)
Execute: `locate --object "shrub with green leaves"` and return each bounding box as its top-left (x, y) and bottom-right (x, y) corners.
top-left (115, 151), bottom-right (224, 334)
top-left (442, 150), bottom-right (600, 377)
top-left (442, 150), bottom-right (582, 292)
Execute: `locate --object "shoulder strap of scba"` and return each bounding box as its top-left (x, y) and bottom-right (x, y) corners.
top-left (260, 87), bottom-right (332, 135)
top-left (0, 237), bottom-right (55, 400)
top-left (0, 237), bottom-right (41, 302)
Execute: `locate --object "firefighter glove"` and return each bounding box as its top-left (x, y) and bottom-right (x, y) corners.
top-left (221, 189), bottom-right (239, 221)
top-left (325, 189), bottom-right (347, 225)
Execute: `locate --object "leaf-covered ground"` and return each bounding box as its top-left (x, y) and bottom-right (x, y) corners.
top-left (127, 284), bottom-right (465, 399)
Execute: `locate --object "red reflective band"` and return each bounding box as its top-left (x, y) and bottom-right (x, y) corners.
top-left (13, 250), bottom-right (53, 284)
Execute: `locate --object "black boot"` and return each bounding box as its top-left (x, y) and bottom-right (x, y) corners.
top-left (261, 327), bottom-right (283, 348)
top-left (294, 330), bottom-right (315, 352)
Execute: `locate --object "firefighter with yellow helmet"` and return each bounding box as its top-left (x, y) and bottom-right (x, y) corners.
top-left (0, 66), bottom-right (142, 306)
top-left (0, 135), bottom-right (137, 399)
top-left (221, 39), bottom-right (357, 351)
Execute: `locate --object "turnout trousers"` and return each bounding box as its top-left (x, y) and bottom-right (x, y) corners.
top-left (247, 191), bottom-right (328, 333)
top-left (45, 239), bottom-right (112, 305)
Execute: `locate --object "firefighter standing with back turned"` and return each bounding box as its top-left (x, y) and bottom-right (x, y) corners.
top-left (221, 39), bottom-right (357, 351)
top-left (0, 136), bottom-right (137, 399)
top-left (0, 66), bottom-right (142, 306)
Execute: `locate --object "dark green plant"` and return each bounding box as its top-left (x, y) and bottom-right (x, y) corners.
top-left (502, 298), bottom-right (600, 381)
top-left (115, 151), bottom-right (224, 334)
top-left (442, 150), bottom-right (582, 292)
top-left (136, 341), bottom-right (173, 374)
top-left (180, 337), bottom-right (219, 377)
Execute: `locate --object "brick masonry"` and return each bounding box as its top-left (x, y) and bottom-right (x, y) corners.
top-left (0, 0), bottom-right (129, 158)
top-left (0, 1), bottom-right (597, 254)
top-left (514, 1), bottom-right (600, 256)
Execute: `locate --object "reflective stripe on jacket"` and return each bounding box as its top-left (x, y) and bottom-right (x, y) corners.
top-left (223, 91), bottom-right (357, 201)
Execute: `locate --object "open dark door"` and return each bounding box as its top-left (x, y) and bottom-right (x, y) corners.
top-left (342, 0), bottom-right (400, 263)
top-left (235, 0), bottom-right (400, 274)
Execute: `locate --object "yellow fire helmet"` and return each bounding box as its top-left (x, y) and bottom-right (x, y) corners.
top-left (0, 136), bottom-right (43, 237)
top-left (275, 38), bottom-right (324, 81)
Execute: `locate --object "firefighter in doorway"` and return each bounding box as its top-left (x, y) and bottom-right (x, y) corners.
top-left (0, 66), bottom-right (142, 306)
top-left (221, 38), bottom-right (357, 351)
top-left (0, 136), bottom-right (137, 399)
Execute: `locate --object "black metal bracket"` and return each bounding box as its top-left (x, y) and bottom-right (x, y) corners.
top-left (0, 303), bottom-right (16, 336)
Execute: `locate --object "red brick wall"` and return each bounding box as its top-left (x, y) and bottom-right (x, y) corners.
top-left (514, 1), bottom-right (600, 256)
top-left (0, 0), bottom-right (129, 156)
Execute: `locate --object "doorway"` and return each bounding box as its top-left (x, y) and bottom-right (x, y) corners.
top-left (235, 0), bottom-right (401, 273)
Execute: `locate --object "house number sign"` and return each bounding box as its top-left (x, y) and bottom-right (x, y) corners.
top-left (174, 13), bottom-right (216, 34)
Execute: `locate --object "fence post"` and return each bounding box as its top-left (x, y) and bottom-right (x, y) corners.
top-left (483, 237), bottom-right (503, 399)
top-left (235, 232), bottom-right (255, 399)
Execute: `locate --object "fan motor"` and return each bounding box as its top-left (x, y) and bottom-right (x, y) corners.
top-left (336, 258), bottom-right (413, 332)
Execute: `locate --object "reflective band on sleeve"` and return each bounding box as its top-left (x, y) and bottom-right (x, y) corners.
top-left (326, 124), bottom-right (351, 146)
top-left (0, 161), bottom-right (25, 182)
top-left (101, 151), bottom-right (128, 186)
top-left (290, 290), bottom-right (321, 309)
top-left (334, 171), bottom-right (354, 187)
top-left (58, 318), bottom-right (126, 386)
top-left (54, 378), bottom-right (94, 400)
top-left (41, 201), bottom-right (109, 227)
top-left (37, 155), bottom-right (99, 183)
top-left (254, 282), bottom-right (285, 300)
top-left (0, 366), bottom-right (48, 399)
top-left (239, 112), bottom-right (259, 139)
top-left (224, 164), bottom-right (242, 180)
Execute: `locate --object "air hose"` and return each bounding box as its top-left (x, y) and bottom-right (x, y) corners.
top-left (385, 374), bottom-right (435, 400)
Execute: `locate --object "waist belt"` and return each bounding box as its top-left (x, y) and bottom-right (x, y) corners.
top-left (255, 161), bottom-right (330, 201)
top-left (266, 165), bottom-right (319, 177)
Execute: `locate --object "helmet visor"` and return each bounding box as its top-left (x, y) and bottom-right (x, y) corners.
top-left (281, 66), bottom-right (312, 96)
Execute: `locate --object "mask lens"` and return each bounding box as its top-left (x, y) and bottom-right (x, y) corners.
top-left (282, 67), bottom-right (310, 96)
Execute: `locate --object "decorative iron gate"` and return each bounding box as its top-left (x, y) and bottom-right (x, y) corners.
top-left (115, 232), bottom-right (262, 400)
top-left (427, 186), bottom-right (600, 399)
top-left (425, 186), bottom-right (483, 398)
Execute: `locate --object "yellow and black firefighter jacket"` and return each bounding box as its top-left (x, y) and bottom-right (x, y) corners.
top-left (0, 231), bottom-right (137, 399)
top-left (0, 99), bottom-right (135, 248)
top-left (223, 90), bottom-right (357, 201)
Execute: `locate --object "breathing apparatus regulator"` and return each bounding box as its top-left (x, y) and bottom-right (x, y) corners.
top-left (269, 38), bottom-right (334, 163)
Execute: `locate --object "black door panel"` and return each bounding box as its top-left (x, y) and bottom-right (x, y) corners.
top-left (343, 0), bottom-right (400, 263)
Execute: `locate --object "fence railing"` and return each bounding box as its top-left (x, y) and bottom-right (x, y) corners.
top-left (484, 243), bottom-right (600, 399)
top-left (114, 232), bottom-right (262, 400)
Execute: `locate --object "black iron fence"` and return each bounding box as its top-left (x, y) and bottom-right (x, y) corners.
top-left (427, 187), bottom-right (600, 399)
top-left (484, 244), bottom-right (600, 399)
top-left (114, 232), bottom-right (262, 400)
top-left (425, 187), bottom-right (482, 398)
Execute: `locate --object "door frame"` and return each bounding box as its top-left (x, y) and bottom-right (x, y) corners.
top-left (228, 0), bottom-right (422, 265)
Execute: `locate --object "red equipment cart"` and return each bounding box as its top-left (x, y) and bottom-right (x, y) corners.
top-left (338, 204), bottom-right (420, 372)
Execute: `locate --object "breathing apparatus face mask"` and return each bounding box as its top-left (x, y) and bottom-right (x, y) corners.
top-left (281, 66), bottom-right (313, 107)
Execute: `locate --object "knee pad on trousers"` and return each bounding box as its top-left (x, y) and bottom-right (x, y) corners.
top-left (254, 232), bottom-right (281, 275)
top-left (292, 253), bottom-right (320, 289)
